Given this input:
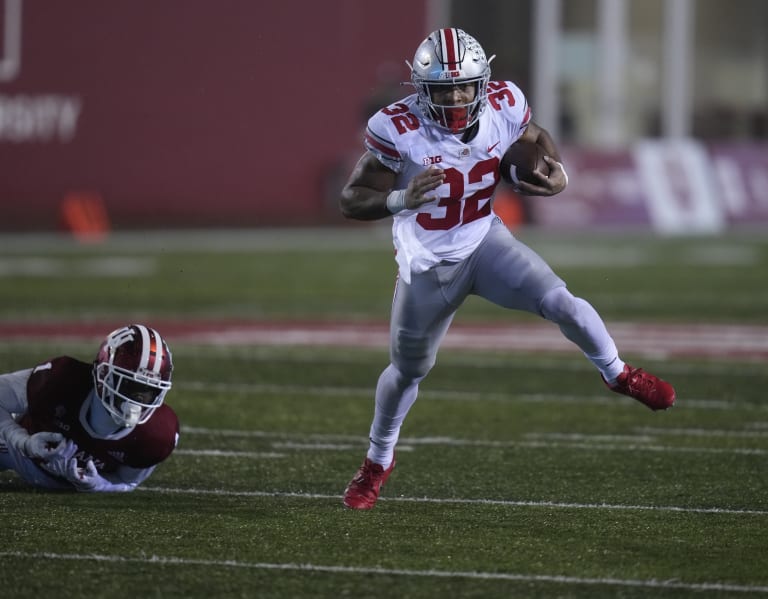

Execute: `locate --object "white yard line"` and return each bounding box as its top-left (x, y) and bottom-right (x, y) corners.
top-left (177, 381), bottom-right (766, 411)
top-left (137, 486), bottom-right (768, 517)
top-left (174, 449), bottom-right (286, 458)
top-left (5, 550), bottom-right (766, 594)
top-left (179, 426), bottom-right (768, 457)
top-left (177, 440), bottom-right (768, 457)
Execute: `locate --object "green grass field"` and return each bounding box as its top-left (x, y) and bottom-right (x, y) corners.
top-left (1, 227), bottom-right (767, 598)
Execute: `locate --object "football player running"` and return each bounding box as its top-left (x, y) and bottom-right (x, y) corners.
top-left (0, 324), bottom-right (179, 492)
top-left (339, 28), bottom-right (675, 510)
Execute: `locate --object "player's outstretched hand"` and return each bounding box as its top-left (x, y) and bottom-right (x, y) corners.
top-left (68, 458), bottom-right (102, 491)
top-left (41, 443), bottom-right (134, 492)
top-left (69, 459), bottom-right (132, 492)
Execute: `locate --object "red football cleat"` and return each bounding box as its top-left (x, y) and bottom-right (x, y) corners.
top-left (342, 455), bottom-right (396, 510)
top-left (605, 364), bottom-right (676, 411)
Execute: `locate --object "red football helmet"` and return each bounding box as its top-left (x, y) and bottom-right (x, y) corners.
top-left (93, 324), bottom-right (173, 427)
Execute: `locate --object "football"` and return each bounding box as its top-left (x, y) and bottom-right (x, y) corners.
top-left (499, 140), bottom-right (550, 185)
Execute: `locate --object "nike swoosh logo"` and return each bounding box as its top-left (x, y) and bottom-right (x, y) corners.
top-left (487, 141), bottom-right (501, 153)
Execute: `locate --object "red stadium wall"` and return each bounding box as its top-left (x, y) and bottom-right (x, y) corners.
top-left (0, 1), bottom-right (427, 230)
top-left (3, 3), bottom-right (765, 234)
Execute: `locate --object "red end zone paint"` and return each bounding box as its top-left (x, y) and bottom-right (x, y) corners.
top-left (0, 321), bottom-right (766, 361)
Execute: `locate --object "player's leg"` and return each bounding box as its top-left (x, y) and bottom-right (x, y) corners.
top-left (0, 440), bottom-right (13, 471)
top-left (472, 219), bottom-right (674, 410)
top-left (471, 218), bottom-right (566, 314)
top-left (538, 285), bottom-right (624, 380)
top-left (344, 267), bottom-right (460, 509)
top-left (538, 285), bottom-right (675, 409)
top-left (368, 268), bottom-right (459, 467)
top-left (472, 219), bottom-right (623, 378)
top-left (0, 440), bottom-right (70, 488)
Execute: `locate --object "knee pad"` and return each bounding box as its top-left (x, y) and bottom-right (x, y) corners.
top-left (540, 286), bottom-right (579, 324)
top-left (392, 328), bottom-right (437, 379)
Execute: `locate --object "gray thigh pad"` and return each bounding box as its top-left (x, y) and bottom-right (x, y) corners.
top-left (389, 269), bottom-right (457, 377)
top-left (470, 220), bottom-right (565, 313)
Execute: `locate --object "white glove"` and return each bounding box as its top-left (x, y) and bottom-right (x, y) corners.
top-left (23, 431), bottom-right (67, 459)
top-left (1, 421), bottom-right (66, 459)
top-left (38, 439), bottom-right (80, 478)
top-left (33, 438), bottom-right (135, 493)
top-left (68, 458), bottom-right (134, 493)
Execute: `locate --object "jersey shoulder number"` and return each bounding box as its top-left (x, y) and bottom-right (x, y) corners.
top-left (485, 80), bottom-right (531, 128)
top-left (365, 96), bottom-right (421, 171)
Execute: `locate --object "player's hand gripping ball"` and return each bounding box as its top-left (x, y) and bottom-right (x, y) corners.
top-left (500, 140), bottom-right (550, 186)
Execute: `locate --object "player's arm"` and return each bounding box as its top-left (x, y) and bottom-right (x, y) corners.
top-left (41, 445), bottom-right (156, 492)
top-left (0, 369), bottom-right (31, 415)
top-left (516, 120), bottom-right (568, 196)
top-left (0, 369), bottom-right (66, 461)
top-left (519, 120), bottom-right (561, 162)
top-left (92, 464), bottom-right (156, 492)
top-left (339, 151), bottom-right (445, 220)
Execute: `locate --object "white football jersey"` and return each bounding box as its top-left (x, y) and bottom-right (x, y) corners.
top-left (365, 81), bottom-right (531, 283)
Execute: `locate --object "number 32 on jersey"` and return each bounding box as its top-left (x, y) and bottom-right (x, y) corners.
top-left (383, 81), bottom-right (517, 232)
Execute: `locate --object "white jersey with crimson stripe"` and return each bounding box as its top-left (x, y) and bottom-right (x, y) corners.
top-left (364, 81), bottom-right (531, 283)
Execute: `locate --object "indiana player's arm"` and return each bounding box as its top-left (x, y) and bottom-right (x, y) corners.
top-left (108, 464), bottom-right (156, 490)
top-left (339, 152), bottom-right (445, 220)
top-left (0, 369), bottom-right (66, 460)
top-left (74, 463), bottom-right (156, 493)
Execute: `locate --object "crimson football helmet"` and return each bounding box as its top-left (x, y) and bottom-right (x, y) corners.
top-left (408, 28), bottom-right (495, 133)
top-left (93, 324), bottom-right (173, 427)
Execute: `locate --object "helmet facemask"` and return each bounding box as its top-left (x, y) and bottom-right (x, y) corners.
top-left (425, 80), bottom-right (486, 133)
top-left (93, 325), bottom-right (173, 428)
top-left (408, 28), bottom-right (494, 133)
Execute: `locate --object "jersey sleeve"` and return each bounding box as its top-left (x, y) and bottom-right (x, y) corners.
top-left (103, 464), bottom-right (156, 490)
top-left (491, 81), bottom-right (532, 140)
top-left (364, 108), bottom-right (405, 173)
top-left (0, 369), bottom-right (33, 415)
top-left (123, 405), bottom-right (179, 469)
top-left (0, 369), bottom-right (34, 464)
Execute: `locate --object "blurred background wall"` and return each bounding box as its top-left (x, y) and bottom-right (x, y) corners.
top-left (0, 0), bottom-right (766, 233)
top-left (0, 0), bottom-right (427, 230)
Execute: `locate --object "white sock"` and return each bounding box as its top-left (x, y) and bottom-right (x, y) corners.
top-left (540, 287), bottom-right (625, 383)
top-left (366, 364), bottom-right (422, 468)
top-left (602, 357), bottom-right (626, 386)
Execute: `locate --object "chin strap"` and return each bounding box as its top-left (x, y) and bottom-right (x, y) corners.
top-left (118, 402), bottom-right (142, 427)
